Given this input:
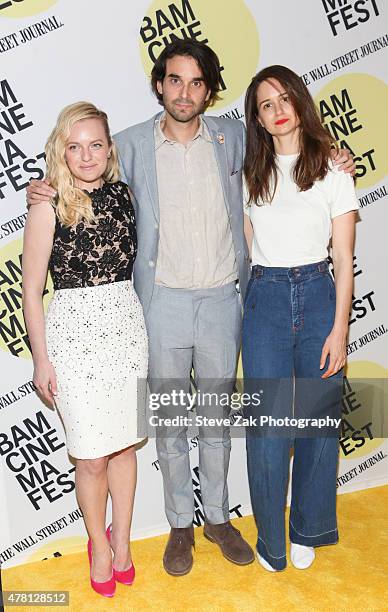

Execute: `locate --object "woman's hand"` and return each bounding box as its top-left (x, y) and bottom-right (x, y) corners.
top-left (320, 327), bottom-right (347, 379)
top-left (33, 359), bottom-right (58, 406)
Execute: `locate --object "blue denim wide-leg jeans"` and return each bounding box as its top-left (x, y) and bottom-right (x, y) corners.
top-left (242, 261), bottom-right (341, 570)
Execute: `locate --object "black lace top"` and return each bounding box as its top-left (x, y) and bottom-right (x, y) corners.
top-left (49, 181), bottom-right (137, 290)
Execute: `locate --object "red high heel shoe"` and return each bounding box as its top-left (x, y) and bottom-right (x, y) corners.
top-left (87, 537), bottom-right (116, 597)
top-left (106, 524), bottom-right (135, 585)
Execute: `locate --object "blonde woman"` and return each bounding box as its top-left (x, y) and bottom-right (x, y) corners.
top-left (22, 102), bottom-right (148, 597)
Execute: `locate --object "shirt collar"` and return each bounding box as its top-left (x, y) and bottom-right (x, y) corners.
top-left (154, 112), bottom-right (212, 149)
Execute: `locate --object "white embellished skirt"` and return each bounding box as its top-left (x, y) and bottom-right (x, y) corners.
top-left (46, 280), bottom-right (148, 459)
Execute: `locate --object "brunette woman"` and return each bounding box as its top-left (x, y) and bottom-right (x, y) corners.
top-left (242, 66), bottom-right (358, 571)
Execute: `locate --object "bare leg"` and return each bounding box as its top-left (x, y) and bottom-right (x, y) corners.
top-left (75, 456), bottom-right (112, 581)
top-left (107, 445), bottom-right (137, 570)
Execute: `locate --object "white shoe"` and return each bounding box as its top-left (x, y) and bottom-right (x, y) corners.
top-left (256, 551), bottom-right (276, 572)
top-left (290, 543), bottom-right (315, 569)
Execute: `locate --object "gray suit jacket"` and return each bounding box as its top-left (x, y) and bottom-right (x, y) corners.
top-left (114, 112), bottom-right (250, 315)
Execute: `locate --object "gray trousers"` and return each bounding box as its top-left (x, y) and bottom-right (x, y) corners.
top-left (146, 282), bottom-right (242, 528)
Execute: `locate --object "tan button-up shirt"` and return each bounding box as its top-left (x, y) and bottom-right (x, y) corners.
top-left (154, 114), bottom-right (237, 289)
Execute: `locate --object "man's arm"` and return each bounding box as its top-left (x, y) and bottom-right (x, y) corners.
top-left (331, 148), bottom-right (356, 175)
top-left (26, 178), bottom-right (56, 205)
top-left (115, 140), bottom-right (127, 182)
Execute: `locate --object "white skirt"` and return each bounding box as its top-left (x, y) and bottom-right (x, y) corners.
top-left (46, 280), bottom-right (148, 459)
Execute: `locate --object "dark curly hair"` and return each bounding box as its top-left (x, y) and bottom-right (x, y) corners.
top-left (151, 39), bottom-right (222, 108)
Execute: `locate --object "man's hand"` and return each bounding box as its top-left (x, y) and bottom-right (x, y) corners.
top-left (331, 148), bottom-right (356, 176)
top-left (26, 178), bottom-right (56, 206)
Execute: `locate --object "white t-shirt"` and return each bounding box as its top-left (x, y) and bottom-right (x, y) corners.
top-left (244, 154), bottom-right (359, 267)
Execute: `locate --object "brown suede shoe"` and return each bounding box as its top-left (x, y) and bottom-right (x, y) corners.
top-left (204, 521), bottom-right (254, 565)
top-left (163, 526), bottom-right (195, 576)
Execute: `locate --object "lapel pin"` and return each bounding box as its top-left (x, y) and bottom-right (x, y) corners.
top-left (217, 133), bottom-right (225, 145)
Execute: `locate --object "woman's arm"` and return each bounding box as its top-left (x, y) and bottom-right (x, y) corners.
top-left (243, 174), bottom-right (253, 258)
top-left (244, 213), bottom-right (253, 259)
top-left (320, 211), bottom-right (356, 378)
top-left (22, 203), bottom-right (57, 404)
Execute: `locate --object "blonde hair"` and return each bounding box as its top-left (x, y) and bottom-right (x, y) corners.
top-left (45, 101), bottom-right (120, 226)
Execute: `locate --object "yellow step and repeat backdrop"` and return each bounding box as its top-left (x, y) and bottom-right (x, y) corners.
top-left (0, 0), bottom-right (387, 567)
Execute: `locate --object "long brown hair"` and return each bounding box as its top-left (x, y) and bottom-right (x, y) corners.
top-left (244, 65), bottom-right (336, 205)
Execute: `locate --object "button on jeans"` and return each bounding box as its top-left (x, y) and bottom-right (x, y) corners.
top-left (242, 261), bottom-right (341, 570)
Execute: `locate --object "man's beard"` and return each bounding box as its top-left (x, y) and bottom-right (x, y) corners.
top-left (165, 99), bottom-right (204, 123)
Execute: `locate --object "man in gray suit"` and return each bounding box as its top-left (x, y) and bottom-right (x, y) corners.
top-left (114, 40), bottom-right (254, 575)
